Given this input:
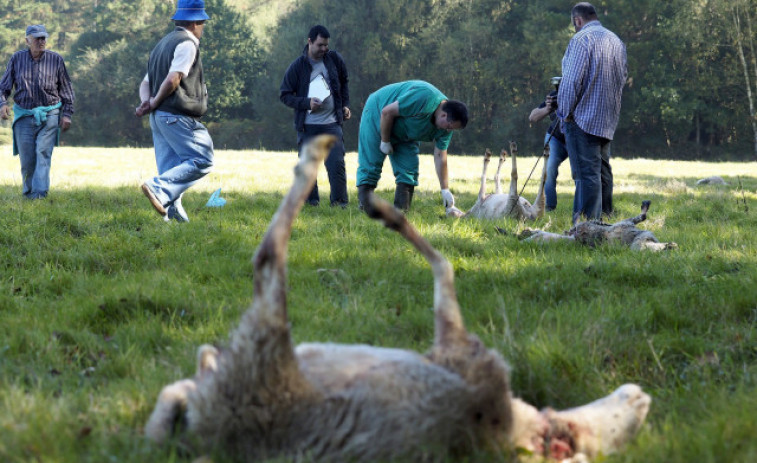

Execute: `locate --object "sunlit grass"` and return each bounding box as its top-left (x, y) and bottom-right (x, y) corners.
top-left (0, 145), bottom-right (755, 462)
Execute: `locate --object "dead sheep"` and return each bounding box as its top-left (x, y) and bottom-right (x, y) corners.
top-left (519, 200), bottom-right (677, 252)
top-left (145, 135), bottom-right (651, 462)
top-left (696, 176), bottom-right (728, 186)
top-left (447, 141), bottom-right (547, 222)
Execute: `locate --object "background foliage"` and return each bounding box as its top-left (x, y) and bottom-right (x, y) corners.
top-left (1, 0), bottom-right (757, 158)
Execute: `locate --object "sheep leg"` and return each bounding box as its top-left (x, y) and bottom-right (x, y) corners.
top-left (493, 148), bottom-right (506, 195)
top-left (145, 344), bottom-right (220, 443)
top-left (480, 149), bottom-right (492, 200)
top-left (234, 134), bottom-right (334, 370)
top-left (503, 141), bottom-right (520, 217)
top-left (508, 141), bottom-right (519, 198)
top-left (629, 200), bottom-right (651, 225)
top-left (187, 136), bottom-right (335, 438)
top-left (519, 229), bottom-right (575, 242)
top-left (367, 194), bottom-right (513, 451)
top-left (510, 384), bottom-right (650, 460)
top-left (145, 379), bottom-right (197, 443)
top-left (366, 194), bottom-right (468, 348)
top-left (543, 384), bottom-right (651, 459)
top-left (229, 135), bottom-right (334, 365)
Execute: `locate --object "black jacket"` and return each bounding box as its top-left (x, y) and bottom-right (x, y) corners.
top-left (279, 46), bottom-right (349, 132)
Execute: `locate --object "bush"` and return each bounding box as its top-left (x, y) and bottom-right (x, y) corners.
top-left (206, 119), bottom-right (271, 150)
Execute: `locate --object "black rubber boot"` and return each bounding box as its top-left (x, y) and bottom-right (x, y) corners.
top-left (358, 184), bottom-right (377, 217)
top-left (393, 183), bottom-right (415, 212)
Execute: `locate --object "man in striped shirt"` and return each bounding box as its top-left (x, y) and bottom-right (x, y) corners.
top-left (557, 3), bottom-right (627, 221)
top-left (0, 24), bottom-right (75, 199)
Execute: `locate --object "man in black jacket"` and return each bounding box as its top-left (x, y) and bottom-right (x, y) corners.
top-left (280, 25), bottom-right (351, 207)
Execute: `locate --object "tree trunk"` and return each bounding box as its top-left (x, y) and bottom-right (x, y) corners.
top-left (733, 5), bottom-right (757, 159)
top-left (695, 111), bottom-right (701, 155)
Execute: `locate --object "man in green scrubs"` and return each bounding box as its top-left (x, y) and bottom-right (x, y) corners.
top-left (356, 80), bottom-right (468, 212)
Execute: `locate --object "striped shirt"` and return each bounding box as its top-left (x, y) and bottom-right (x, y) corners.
top-left (0, 49), bottom-right (75, 119)
top-left (557, 21), bottom-right (627, 140)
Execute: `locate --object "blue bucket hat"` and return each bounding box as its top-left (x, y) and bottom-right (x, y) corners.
top-left (26, 24), bottom-right (49, 38)
top-left (171, 0), bottom-right (210, 21)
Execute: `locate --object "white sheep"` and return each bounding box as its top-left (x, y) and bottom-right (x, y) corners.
top-left (446, 141), bottom-right (547, 222)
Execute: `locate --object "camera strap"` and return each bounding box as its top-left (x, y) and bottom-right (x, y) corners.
top-left (504, 121), bottom-right (560, 218)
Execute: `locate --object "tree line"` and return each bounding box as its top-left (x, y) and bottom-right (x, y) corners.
top-left (1, 0), bottom-right (756, 160)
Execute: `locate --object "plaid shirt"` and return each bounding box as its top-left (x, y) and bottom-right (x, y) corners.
top-left (557, 21), bottom-right (627, 140)
top-left (0, 49), bottom-right (75, 119)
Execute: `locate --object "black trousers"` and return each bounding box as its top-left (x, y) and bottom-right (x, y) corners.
top-left (298, 123), bottom-right (348, 205)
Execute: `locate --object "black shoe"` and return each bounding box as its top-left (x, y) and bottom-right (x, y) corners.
top-left (306, 199), bottom-right (320, 207)
top-left (330, 201), bottom-right (348, 209)
top-left (358, 185), bottom-right (375, 212)
top-left (358, 185), bottom-right (380, 217)
top-left (393, 183), bottom-right (414, 211)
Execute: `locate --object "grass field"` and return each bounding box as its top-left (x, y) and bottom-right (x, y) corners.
top-left (0, 145), bottom-right (755, 462)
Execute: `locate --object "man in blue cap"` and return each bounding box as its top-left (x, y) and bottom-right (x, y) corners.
top-left (0, 24), bottom-right (75, 199)
top-left (136, 0), bottom-right (213, 223)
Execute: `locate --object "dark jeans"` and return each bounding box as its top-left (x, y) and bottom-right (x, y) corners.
top-left (564, 121), bottom-right (613, 220)
top-left (543, 132), bottom-right (571, 211)
top-left (298, 123), bottom-right (348, 206)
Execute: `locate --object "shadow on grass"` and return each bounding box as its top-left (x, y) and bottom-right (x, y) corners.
top-left (626, 174), bottom-right (757, 189)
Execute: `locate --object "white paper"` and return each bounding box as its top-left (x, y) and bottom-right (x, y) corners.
top-left (307, 74), bottom-right (331, 102)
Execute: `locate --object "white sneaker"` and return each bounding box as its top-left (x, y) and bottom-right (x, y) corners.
top-left (166, 197), bottom-right (189, 223)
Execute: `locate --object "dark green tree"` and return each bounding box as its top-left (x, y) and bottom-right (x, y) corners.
top-left (65, 0), bottom-right (262, 148)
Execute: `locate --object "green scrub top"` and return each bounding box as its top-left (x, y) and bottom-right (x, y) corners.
top-left (370, 80), bottom-right (454, 150)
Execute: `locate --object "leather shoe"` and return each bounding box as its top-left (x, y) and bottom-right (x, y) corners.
top-left (141, 183), bottom-right (167, 216)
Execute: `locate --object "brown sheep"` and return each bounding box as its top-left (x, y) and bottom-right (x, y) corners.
top-left (145, 135), bottom-right (651, 462)
top-left (519, 200), bottom-right (677, 252)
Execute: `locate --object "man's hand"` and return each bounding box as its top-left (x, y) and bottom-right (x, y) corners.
top-left (0, 105), bottom-right (10, 120)
top-left (546, 95), bottom-right (557, 111)
top-left (310, 97), bottom-right (322, 111)
top-left (441, 189), bottom-right (455, 208)
top-left (135, 100), bottom-right (151, 117)
top-left (60, 116), bottom-right (72, 132)
top-left (343, 106), bottom-right (351, 120)
top-left (380, 141), bottom-right (394, 155)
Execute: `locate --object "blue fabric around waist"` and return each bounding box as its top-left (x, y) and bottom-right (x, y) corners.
top-left (11, 103), bottom-right (62, 156)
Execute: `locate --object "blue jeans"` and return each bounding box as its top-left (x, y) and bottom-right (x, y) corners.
top-left (543, 133), bottom-right (570, 211)
top-left (14, 109), bottom-right (59, 199)
top-left (146, 111), bottom-right (214, 207)
top-left (564, 121), bottom-right (613, 220)
top-left (298, 123), bottom-right (348, 206)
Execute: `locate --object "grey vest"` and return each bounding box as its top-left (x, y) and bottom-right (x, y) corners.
top-left (148, 28), bottom-right (208, 117)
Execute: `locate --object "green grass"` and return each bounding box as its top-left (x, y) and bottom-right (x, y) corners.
top-left (0, 146), bottom-right (755, 462)
top-left (0, 126), bottom-right (11, 146)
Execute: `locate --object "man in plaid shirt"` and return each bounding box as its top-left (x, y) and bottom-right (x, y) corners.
top-left (557, 2), bottom-right (627, 221)
top-left (0, 25), bottom-right (75, 199)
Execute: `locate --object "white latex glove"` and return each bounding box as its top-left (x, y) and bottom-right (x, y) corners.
top-left (441, 189), bottom-right (455, 208)
top-left (380, 141), bottom-right (394, 155)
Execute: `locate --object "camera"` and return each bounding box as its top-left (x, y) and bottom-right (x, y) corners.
top-left (548, 77), bottom-right (562, 110)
